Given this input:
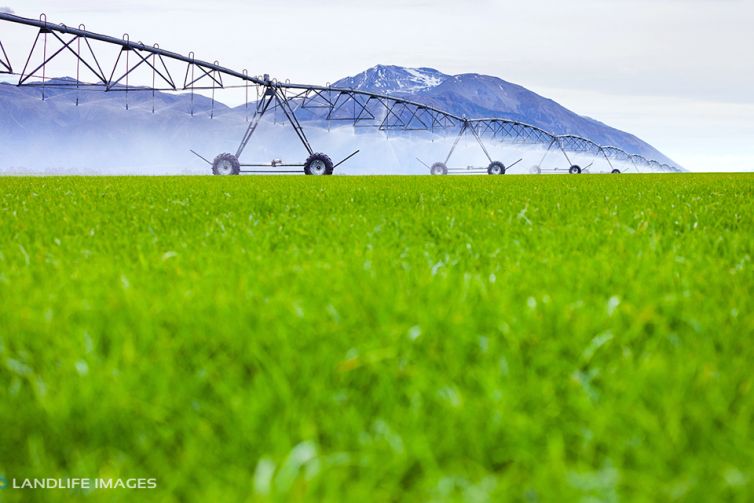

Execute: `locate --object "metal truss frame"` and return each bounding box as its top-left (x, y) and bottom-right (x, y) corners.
top-left (0, 39), bottom-right (11, 73)
top-left (556, 135), bottom-right (615, 172)
top-left (602, 146), bottom-right (640, 173)
top-left (0, 12), bottom-right (680, 174)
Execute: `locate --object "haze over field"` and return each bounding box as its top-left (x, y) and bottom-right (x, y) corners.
top-left (0, 66), bottom-right (672, 175)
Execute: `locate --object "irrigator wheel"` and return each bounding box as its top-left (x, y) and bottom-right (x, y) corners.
top-left (430, 162), bottom-right (448, 176)
top-left (569, 165), bottom-right (582, 175)
top-left (212, 153), bottom-right (240, 176)
top-left (487, 161), bottom-right (506, 175)
top-left (304, 153), bottom-right (334, 176)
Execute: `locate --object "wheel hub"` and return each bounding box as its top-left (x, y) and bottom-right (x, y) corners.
top-left (310, 160), bottom-right (326, 175)
top-left (217, 160), bottom-right (233, 175)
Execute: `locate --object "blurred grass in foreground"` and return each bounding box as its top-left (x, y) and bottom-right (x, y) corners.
top-left (0, 174), bottom-right (752, 502)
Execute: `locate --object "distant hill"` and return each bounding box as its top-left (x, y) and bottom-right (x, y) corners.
top-left (334, 65), bottom-right (673, 165)
top-left (0, 67), bottom-right (676, 173)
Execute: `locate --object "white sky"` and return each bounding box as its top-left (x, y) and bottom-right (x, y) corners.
top-left (2, 0), bottom-right (753, 171)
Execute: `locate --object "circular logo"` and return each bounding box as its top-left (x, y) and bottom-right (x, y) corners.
top-left (0, 475), bottom-right (8, 490)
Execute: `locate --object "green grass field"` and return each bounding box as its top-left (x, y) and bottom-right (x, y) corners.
top-left (0, 174), bottom-right (752, 502)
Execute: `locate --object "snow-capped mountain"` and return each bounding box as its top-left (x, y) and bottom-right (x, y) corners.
top-left (334, 65), bottom-right (446, 95)
top-left (0, 66), bottom-right (676, 173)
top-left (334, 65), bottom-right (670, 164)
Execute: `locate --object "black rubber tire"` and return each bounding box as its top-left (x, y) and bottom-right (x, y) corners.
top-left (430, 162), bottom-right (448, 176)
top-left (304, 152), bottom-right (334, 176)
top-left (569, 165), bottom-right (582, 175)
top-left (212, 153), bottom-right (240, 175)
top-left (487, 161), bottom-right (506, 175)
top-left (611, 169), bottom-right (621, 174)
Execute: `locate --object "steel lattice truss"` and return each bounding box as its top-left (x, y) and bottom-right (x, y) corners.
top-left (0, 39), bottom-right (10, 74)
top-left (0, 12), bottom-right (680, 175)
top-left (556, 135), bottom-right (615, 171)
top-left (602, 146), bottom-right (635, 167)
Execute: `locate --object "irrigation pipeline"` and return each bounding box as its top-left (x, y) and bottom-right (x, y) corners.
top-left (0, 12), bottom-right (681, 174)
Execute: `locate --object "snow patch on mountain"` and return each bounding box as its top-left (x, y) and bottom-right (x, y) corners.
top-left (334, 65), bottom-right (447, 95)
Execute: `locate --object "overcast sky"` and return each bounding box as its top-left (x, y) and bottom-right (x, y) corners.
top-left (2, 0), bottom-right (753, 171)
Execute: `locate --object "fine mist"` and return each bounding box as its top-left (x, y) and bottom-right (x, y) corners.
top-left (0, 83), bottom-right (636, 175)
